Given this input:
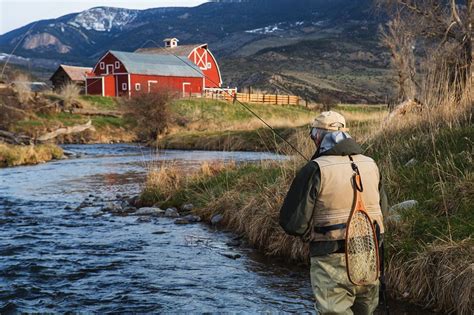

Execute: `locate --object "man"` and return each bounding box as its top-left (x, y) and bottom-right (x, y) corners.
top-left (279, 111), bottom-right (387, 315)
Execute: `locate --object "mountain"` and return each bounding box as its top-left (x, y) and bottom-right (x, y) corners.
top-left (0, 0), bottom-right (392, 103)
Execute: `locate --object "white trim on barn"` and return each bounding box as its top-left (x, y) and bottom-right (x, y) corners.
top-left (182, 82), bottom-right (191, 97)
top-left (206, 48), bottom-right (223, 87)
top-left (135, 83), bottom-right (141, 91)
top-left (106, 64), bottom-right (114, 74)
top-left (101, 77), bottom-right (105, 96)
top-left (147, 80), bottom-right (158, 93)
top-left (128, 74), bottom-right (131, 98)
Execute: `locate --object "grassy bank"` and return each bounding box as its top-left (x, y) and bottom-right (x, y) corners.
top-left (141, 101), bottom-right (472, 314)
top-left (0, 143), bottom-right (63, 167)
top-left (159, 99), bottom-right (385, 151)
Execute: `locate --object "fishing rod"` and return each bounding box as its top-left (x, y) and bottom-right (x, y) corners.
top-left (139, 40), bottom-right (310, 161)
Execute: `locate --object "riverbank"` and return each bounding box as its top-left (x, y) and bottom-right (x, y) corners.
top-left (0, 143), bottom-right (63, 167)
top-left (140, 102), bottom-right (473, 314)
top-left (156, 102), bottom-right (386, 152)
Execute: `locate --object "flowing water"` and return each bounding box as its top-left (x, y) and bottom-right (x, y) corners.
top-left (0, 144), bottom-right (432, 313)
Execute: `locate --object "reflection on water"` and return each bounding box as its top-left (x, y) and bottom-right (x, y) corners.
top-left (0, 144), bottom-right (433, 313)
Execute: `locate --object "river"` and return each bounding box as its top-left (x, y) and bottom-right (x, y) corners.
top-left (0, 144), bottom-right (431, 313)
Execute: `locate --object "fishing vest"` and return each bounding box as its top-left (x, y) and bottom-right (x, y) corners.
top-left (310, 154), bottom-right (385, 242)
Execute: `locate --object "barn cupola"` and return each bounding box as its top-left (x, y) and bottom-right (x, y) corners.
top-left (164, 38), bottom-right (179, 48)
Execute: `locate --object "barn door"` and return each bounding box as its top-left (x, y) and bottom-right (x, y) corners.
top-left (182, 82), bottom-right (191, 97)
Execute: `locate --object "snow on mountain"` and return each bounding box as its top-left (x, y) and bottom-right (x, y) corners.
top-left (67, 7), bottom-right (138, 32)
top-left (245, 21), bottom-right (308, 35)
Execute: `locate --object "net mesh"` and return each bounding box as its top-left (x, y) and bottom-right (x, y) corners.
top-left (346, 211), bottom-right (378, 285)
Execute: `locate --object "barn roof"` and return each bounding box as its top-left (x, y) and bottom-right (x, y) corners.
top-left (51, 65), bottom-right (92, 81)
top-left (109, 50), bottom-right (203, 77)
top-left (135, 44), bottom-right (207, 58)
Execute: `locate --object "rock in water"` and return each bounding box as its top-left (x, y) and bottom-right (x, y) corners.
top-left (226, 239), bottom-right (241, 247)
top-left (102, 202), bottom-right (122, 213)
top-left (181, 203), bottom-right (194, 212)
top-left (174, 215), bottom-right (201, 225)
top-left (135, 207), bottom-right (165, 216)
top-left (220, 251), bottom-right (241, 259)
top-left (164, 208), bottom-right (179, 218)
top-left (136, 216), bottom-right (152, 223)
top-left (211, 214), bottom-right (224, 225)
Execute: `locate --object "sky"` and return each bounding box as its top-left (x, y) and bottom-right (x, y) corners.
top-left (0, 0), bottom-right (208, 35)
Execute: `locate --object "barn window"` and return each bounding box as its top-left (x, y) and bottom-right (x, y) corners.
top-left (115, 61), bottom-right (120, 69)
top-left (100, 62), bottom-right (105, 70)
top-left (122, 83), bottom-right (127, 90)
top-left (135, 83), bottom-right (141, 91)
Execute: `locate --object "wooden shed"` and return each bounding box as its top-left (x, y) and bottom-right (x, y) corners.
top-left (136, 38), bottom-right (223, 89)
top-left (85, 50), bottom-right (204, 97)
top-left (50, 65), bottom-right (92, 93)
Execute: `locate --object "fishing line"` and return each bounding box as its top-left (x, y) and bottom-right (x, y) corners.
top-left (1, 21), bottom-right (39, 79)
top-left (138, 41), bottom-right (309, 161)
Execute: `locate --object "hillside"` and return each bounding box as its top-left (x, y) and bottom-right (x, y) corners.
top-left (0, 0), bottom-right (391, 103)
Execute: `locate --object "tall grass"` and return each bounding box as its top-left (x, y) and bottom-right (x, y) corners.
top-left (364, 65), bottom-right (473, 313)
top-left (0, 143), bottom-right (63, 167)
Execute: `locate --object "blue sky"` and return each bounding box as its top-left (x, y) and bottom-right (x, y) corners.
top-left (0, 0), bottom-right (208, 35)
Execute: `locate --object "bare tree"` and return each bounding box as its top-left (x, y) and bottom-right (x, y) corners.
top-left (380, 12), bottom-right (417, 102)
top-left (377, 0), bottom-right (473, 102)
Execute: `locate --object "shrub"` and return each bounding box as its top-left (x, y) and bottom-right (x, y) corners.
top-left (60, 82), bottom-right (81, 108)
top-left (121, 92), bottom-right (172, 141)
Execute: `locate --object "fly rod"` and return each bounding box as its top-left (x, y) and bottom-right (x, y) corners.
top-left (139, 40), bottom-right (309, 161)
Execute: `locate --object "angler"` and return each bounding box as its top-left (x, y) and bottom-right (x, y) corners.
top-left (279, 111), bottom-right (388, 315)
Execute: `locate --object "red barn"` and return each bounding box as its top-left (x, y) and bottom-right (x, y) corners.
top-left (85, 50), bottom-right (204, 97)
top-left (136, 38), bottom-right (223, 89)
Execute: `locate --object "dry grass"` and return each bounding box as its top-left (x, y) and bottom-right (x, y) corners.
top-left (59, 82), bottom-right (81, 108)
top-left (0, 143), bottom-right (63, 167)
top-left (387, 238), bottom-right (473, 314)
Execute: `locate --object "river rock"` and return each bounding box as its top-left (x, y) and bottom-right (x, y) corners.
top-left (64, 205), bottom-right (73, 210)
top-left (165, 208), bottom-right (179, 218)
top-left (211, 214), bottom-right (224, 225)
top-left (181, 203), bottom-right (194, 212)
top-left (174, 215), bottom-right (201, 225)
top-left (127, 196), bottom-right (140, 207)
top-left (63, 150), bottom-right (77, 157)
top-left (136, 216), bottom-right (152, 223)
top-left (152, 230), bottom-right (168, 235)
top-left (135, 207), bottom-right (165, 216)
top-left (390, 200), bottom-right (418, 212)
top-left (92, 211), bottom-right (104, 218)
top-left (220, 251), bottom-right (241, 259)
top-left (78, 201), bottom-right (92, 209)
top-left (226, 239), bottom-right (241, 247)
top-left (102, 202), bottom-right (122, 213)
